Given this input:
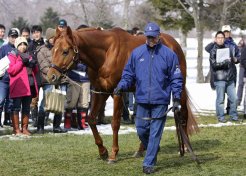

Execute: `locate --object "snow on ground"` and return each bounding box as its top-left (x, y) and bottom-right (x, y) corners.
top-left (1, 38), bottom-right (246, 137)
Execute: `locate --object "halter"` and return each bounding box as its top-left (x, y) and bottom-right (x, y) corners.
top-left (51, 47), bottom-right (79, 75)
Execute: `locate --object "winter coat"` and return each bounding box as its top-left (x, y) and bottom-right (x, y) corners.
top-left (37, 43), bottom-right (68, 84)
top-left (0, 42), bottom-right (15, 83)
top-left (68, 63), bottom-right (90, 83)
top-left (28, 38), bottom-right (45, 87)
top-left (240, 46), bottom-right (246, 77)
top-left (7, 51), bottom-right (38, 98)
top-left (210, 43), bottom-right (238, 82)
top-left (117, 42), bottom-right (183, 105)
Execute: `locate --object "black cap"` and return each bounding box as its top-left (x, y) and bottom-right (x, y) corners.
top-left (8, 28), bottom-right (19, 37)
top-left (58, 19), bottom-right (67, 27)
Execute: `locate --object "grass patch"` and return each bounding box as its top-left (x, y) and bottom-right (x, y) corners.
top-left (0, 114), bottom-right (245, 176)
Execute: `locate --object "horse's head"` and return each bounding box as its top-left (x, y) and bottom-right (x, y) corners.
top-left (47, 26), bottom-right (79, 84)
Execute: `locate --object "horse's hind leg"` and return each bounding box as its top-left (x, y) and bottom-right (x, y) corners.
top-left (107, 95), bottom-right (124, 164)
top-left (88, 93), bottom-right (109, 160)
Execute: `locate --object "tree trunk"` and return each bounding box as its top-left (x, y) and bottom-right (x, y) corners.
top-left (80, 0), bottom-right (89, 26)
top-left (193, 3), bottom-right (205, 83)
top-left (220, 0), bottom-right (228, 28)
top-left (179, 28), bottom-right (187, 56)
top-left (123, 0), bottom-right (131, 29)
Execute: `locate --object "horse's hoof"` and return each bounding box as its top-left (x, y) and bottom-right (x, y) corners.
top-left (99, 149), bottom-right (108, 160)
top-left (107, 159), bottom-right (117, 164)
top-left (132, 151), bottom-right (144, 158)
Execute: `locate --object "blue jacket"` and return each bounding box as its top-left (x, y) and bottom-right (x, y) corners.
top-left (224, 37), bottom-right (240, 59)
top-left (68, 63), bottom-right (89, 82)
top-left (0, 42), bottom-right (15, 83)
top-left (117, 43), bottom-right (183, 105)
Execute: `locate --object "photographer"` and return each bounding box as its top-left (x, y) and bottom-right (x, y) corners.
top-left (7, 37), bottom-right (39, 135)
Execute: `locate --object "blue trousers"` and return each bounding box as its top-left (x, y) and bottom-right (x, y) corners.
top-left (135, 103), bottom-right (167, 167)
top-left (215, 80), bottom-right (238, 121)
top-left (0, 81), bottom-right (13, 113)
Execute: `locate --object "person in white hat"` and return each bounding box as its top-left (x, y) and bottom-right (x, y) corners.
top-left (7, 37), bottom-right (39, 136)
top-left (221, 25), bottom-right (241, 115)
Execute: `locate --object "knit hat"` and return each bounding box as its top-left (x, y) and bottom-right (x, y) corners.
top-left (15, 36), bottom-right (28, 48)
top-left (45, 28), bottom-right (56, 40)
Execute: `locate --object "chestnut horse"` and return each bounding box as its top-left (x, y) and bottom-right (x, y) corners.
top-left (47, 26), bottom-right (198, 163)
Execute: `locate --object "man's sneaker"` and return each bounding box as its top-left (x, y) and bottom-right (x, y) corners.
top-left (143, 166), bottom-right (155, 174)
top-left (218, 119), bottom-right (227, 123)
top-left (229, 117), bottom-right (238, 122)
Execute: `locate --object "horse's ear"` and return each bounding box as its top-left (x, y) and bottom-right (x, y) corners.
top-left (55, 27), bottom-right (62, 37)
top-left (66, 26), bottom-right (73, 38)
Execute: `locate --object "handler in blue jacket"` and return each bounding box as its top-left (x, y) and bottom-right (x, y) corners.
top-left (114, 22), bottom-right (183, 174)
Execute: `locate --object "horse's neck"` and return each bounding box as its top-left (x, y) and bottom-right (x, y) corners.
top-left (75, 31), bottom-right (110, 70)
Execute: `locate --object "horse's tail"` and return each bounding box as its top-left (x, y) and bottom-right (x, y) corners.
top-left (185, 87), bottom-right (199, 135)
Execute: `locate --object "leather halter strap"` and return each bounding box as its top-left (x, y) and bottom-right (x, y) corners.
top-left (51, 47), bottom-right (79, 75)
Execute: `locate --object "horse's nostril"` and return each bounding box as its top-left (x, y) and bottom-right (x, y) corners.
top-left (51, 74), bottom-right (57, 82)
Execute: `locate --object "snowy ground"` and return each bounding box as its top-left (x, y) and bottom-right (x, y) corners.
top-left (1, 38), bottom-right (246, 137)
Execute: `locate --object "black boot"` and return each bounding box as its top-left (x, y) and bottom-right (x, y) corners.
top-left (31, 107), bottom-right (38, 127)
top-left (44, 112), bottom-right (50, 126)
top-left (53, 114), bottom-right (67, 133)
top-left (3, 112), bottom-right (12, 126)
top-left (37, 111), bottom-right (45, 134)
top-left (0, 112), bottom-right (3, 127)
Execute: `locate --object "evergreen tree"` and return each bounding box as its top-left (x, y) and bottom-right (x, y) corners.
top-left (40, 7), bottom-right (60, 32)
top-left (150, 0), bottom-right (194, 35)
top-left (11, 17), bottom-right (29, 29)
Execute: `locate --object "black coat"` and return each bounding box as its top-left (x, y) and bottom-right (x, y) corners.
top-left (210, 44), bottom-right (238, 82)
top-left (240, 46), bottom-right (246, 77)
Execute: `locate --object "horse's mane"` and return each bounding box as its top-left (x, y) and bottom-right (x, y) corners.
top-left (76, 26), bottom-right (128, 34)
top-left (76, 27), bottom-right (102, 32)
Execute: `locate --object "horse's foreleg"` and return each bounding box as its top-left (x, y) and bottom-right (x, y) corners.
top-left (88, 93), bottom-right (109, 160)
top-left (107, 95), bottom-right (123, 164)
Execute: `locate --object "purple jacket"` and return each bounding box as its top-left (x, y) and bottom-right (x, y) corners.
top-left (7, 52), bottom-right (38, 98)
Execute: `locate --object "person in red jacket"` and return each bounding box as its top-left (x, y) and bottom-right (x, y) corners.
top-left (8, 37), bottom-right (38, 135)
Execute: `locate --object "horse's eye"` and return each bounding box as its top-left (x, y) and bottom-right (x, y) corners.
top-left (63, 50), bottom-right (69, 56)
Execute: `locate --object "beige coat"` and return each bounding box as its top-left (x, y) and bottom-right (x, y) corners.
top-left (37, 44), bottom-right (67, 84)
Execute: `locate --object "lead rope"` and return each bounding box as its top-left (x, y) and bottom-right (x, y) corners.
top-left (62, 74), bottom-right (113, 95)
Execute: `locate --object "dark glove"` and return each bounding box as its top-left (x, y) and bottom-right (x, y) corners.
top-left (231, 57), bottom-right (238, 63)
top-left (22, 57), bottom-right (29, 66)
top-left (113, 87), bottom-right (122, 96)
top-left (172, 98), bottom-right (181, 112)
top-left (28, 59), bottom-right (37, 68)
top-left (221, 59), bottom-right (230, 69)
